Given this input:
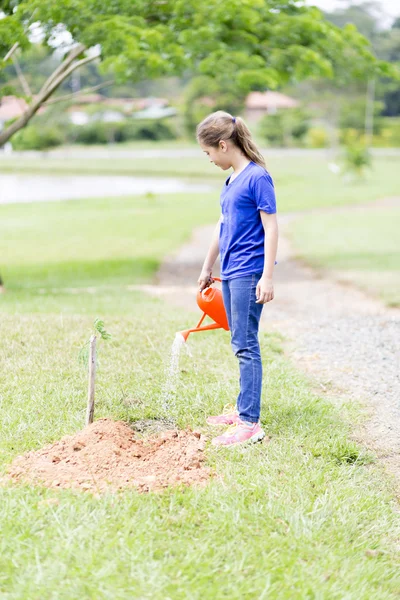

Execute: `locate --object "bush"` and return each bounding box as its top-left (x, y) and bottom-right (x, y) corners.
top-left (372, 117), bottom-right (400, 147)
top-left (258, 113), bottom-right (285, 146)
top-left (306, 127), bottom-right (329, 148)
top-left (67, 122), bottom-right (114, 145)
top-left (343, 140), bottom-right (372, 177)
top-left (339, 99), bottom-right (384, 134)
top-left (259, 108), bottom-right (311, 147)
top-left (123, 119), bottom-right (178, 141)
top-left (12, 124), bottom-right (64, 151)
top-left (67, 119), bottom-right (178, 145)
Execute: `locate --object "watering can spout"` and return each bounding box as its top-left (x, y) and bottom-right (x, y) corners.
top-left (177, 277), bottom-right (229, 341)
top-left (178, 329), bottom-right (190, 342)
top-left (178, 322), bottom-right (223, 342)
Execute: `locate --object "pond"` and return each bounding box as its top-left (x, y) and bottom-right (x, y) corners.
top-left (0, 174), bottom-right (213, 204)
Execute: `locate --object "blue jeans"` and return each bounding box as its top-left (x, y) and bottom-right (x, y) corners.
top-left (222, 274), bottom-right (264, 423)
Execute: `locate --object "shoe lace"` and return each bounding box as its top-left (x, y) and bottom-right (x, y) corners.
top-left (225, 420), bottom-right (255, 435)
top-left (222, 403), bottom-right (236, 415)
top-left (224, 422), bottom-right (239, 435)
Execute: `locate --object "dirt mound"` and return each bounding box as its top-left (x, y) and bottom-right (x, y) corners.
top-left (7, 419), bottom-right (211, 494)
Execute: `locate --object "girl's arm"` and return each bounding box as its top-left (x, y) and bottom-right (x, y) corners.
top-left (198, 217), bottom-right (222, 291)
top-left (256, 211), bottom-right (278, 304)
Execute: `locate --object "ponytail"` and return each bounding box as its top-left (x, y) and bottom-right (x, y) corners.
top-left (232, 117), bottom-right (266, 169)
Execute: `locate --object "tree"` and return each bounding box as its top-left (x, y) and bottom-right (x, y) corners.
top-left (323, 1), bottom-right (382, 41)
top-left (1, 0), bottom-right (397, 146)
top-left (323, 1), bottom-right (400, 117)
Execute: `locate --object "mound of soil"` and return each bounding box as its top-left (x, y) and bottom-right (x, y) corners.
top-left (7, 419), bottom-right (211, 494)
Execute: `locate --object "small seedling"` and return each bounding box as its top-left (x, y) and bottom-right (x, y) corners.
top-left (79, 318), bottom-right (112, 426)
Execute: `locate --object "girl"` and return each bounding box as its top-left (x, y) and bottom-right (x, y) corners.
top-left (196, 111), bottom-right (278, 447)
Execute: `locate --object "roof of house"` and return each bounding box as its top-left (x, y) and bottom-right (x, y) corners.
top-left (246, 91), bottom-right (299, 110)
top-left (0, 96), bottom-right (28, 121)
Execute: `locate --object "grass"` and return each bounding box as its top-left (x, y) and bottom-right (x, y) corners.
top-left (1, 153), bottom-right (398, 299)
top-left (1, 290), bottom-right (400, 599)
top-left (0, 148), bottom-right (399, 596)
top-left (0, 192), bottom-right (220, 291)
top-left (288, 207), bottom-right (400, 307)
top-left (1, 152), bottom-right (399, 213)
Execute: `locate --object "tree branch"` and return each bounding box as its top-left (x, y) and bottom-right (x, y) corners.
top-left (43, 54), bottom-right (101, 101)
top-left (39, 43), bottom-right (87, 94)
top-left (43, 80), bottom-right (114, 106)
top-left (3, 43), bottom-right (19, 62)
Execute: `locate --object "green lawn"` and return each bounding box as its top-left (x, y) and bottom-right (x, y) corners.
top-left (0, 171), bottom-right (400, 600)
top-left (1, 152), bottom-right (399, 213)
top-left (0, 192), bottom-right (220, 291)
top-left (0, 151), bottom-right (399, 597)
top-left (1, 290), bottom-right (399, 599)
top-left (288, 207), bottom-right (400, 306)
top-left (1, 152), bottom-right (398, 297)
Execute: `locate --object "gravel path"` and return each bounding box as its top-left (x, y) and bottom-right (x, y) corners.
top-left (154, 202), bottom-right (400, 481)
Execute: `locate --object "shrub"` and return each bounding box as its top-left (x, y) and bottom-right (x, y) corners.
top-left (67, 122), bottom-right (110, 144)
top-left (339, 99), bottom-right (384, 134)
top-left (123, 119), bottom-right (178, 141)
top-left (307, 127), bottom-right (329, 148)
top-left (372, 117), bottom-right (400, 147)
top-left (12, 124), bottom-right (64, 150)
top-left (68, 119), bottom-right (178, 145)
top-left (259, 113), bottom-right (285, 146)
top-left (259, 108), bottom-right (311, 147)
top-left (343, 141), bottom-right (372, 176)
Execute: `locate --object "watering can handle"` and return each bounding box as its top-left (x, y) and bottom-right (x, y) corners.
top-left (200, 276), bottom-right (222, 298)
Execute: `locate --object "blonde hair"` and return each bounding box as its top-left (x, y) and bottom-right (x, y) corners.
top-left (196, 110), bottom-right (266, 169)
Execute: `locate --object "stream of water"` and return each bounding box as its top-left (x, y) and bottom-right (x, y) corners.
top-left (161, 333), bottom-right (192, 411)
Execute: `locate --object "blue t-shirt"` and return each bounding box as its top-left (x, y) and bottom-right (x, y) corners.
top-left (219, 161), bottom-right (277, 280)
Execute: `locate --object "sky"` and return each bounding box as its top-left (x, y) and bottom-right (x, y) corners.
top-left (307, 0), bottom-right (400, 25)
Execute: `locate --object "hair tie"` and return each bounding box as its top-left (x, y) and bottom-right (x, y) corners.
top-left (232, 116), bottom-right (236, 123)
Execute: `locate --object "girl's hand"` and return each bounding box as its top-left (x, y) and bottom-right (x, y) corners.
top-left (256, 276), bottom-right (274, 304)
top-left (198, 269), bottom-right (214, 292)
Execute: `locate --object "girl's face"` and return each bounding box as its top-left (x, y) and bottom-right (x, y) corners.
top-left (200, 141), bottom-right (232, 171)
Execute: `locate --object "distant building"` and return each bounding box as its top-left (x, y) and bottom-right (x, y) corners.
top-left (67, 96), bottom-right (174, 124)
top-left (193, 91), bottom-right (299, 123)
top-left (245, 91), bottom-right (299, 122)
top-left (133, 105), bottom-right (177, 120)
top-left (68, 110), bottom-right (90, 126)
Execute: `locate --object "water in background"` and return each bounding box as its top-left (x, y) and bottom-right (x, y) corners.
top-left (0, 174), bottom-right (212, 204)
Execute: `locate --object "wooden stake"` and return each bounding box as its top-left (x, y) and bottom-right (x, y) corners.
top-left (86, 335), bottom-right (96, 426)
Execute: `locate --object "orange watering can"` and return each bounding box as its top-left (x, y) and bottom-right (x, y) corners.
top-left (178, 277), bottom-right (229, 342)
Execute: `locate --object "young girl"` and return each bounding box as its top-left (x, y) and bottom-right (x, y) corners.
top-left (196, 111), bottom-right (278, 447)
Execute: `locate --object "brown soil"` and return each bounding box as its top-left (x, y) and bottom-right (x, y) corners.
top-left (7, 419), bottom-right (211, 494)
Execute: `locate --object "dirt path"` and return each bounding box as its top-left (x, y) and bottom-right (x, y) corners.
top-left (152, 201), bottom-right (400, 483)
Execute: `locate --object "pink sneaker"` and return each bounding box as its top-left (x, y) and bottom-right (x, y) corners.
top-left (206, 404), bottom-right (240, 426)
top-left (212, 419), bottom-right (265, 447)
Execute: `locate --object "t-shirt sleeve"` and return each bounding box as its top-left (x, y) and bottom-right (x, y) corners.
top-left (252, 173), bottom-right (277, 214)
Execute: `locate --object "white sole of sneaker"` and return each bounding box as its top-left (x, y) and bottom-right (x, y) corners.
top-left (249, 430), bottom-right (265, 443)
